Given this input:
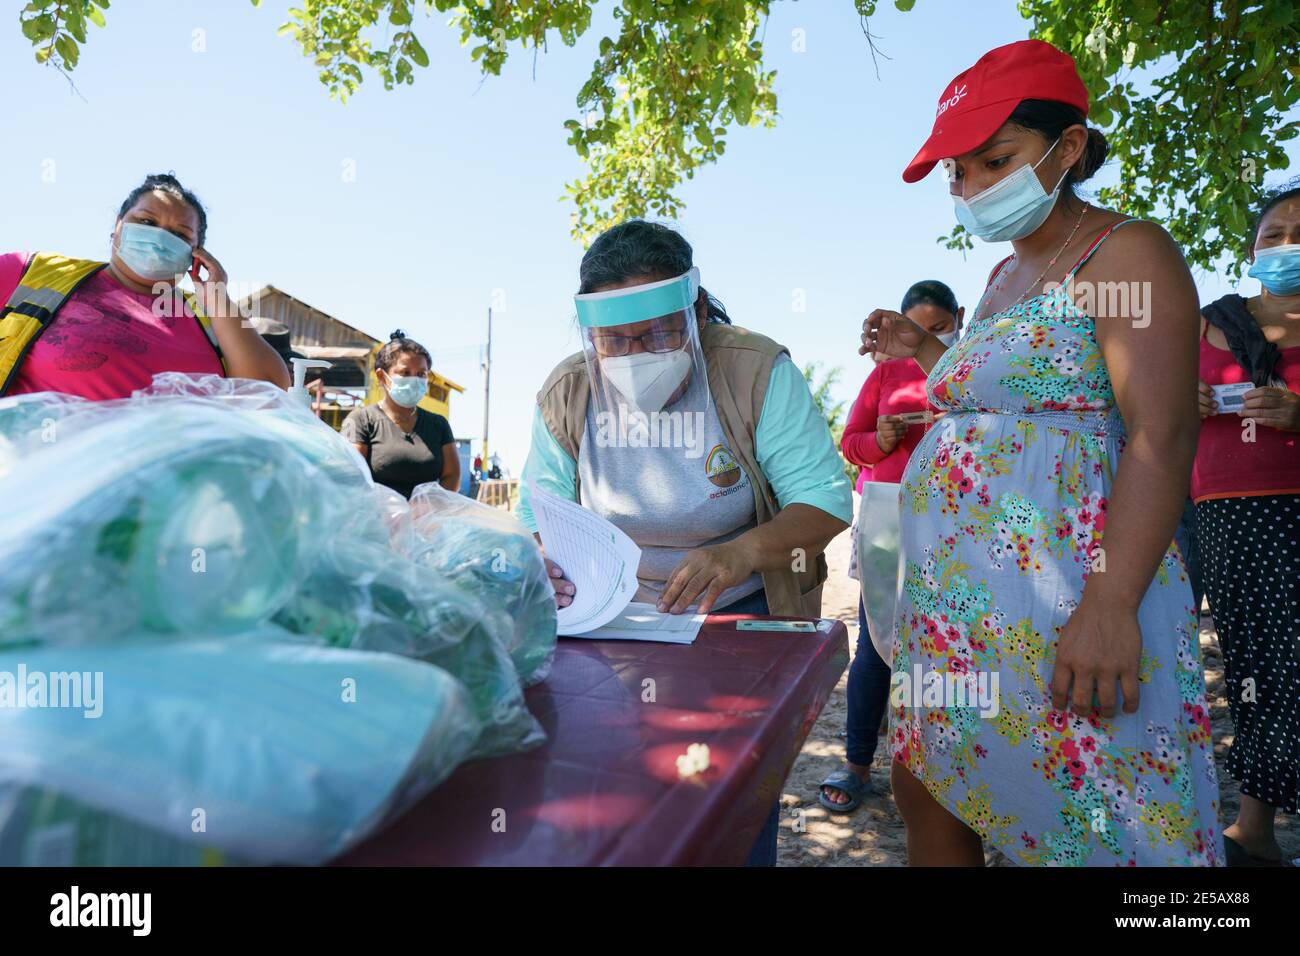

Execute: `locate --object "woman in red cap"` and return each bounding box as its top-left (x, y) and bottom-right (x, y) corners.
top-left (862, 39), bottom-right (1222, 866)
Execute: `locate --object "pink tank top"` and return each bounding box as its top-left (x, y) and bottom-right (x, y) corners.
top-left (1, 252), bottom-right (223, 401)
top-left (1191, 331), bottom-right (1300, 502)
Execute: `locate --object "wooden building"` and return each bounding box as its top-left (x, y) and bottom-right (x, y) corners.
top-left (236, 285), bottom-right (465, 426)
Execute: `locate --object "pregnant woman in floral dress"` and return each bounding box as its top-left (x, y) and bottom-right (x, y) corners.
top-left (861, 40), bottom-right (1223, 866)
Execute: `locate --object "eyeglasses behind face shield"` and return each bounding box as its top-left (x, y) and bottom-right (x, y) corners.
top-left (589, 317), bottom-right (688, 357)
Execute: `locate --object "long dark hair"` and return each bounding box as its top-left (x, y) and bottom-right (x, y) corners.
top-left (579, 219), bottom-right (732, 324)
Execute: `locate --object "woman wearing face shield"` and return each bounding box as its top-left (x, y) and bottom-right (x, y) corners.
top-left (0, 173), bottom-right (289, 399)
top-left (518, 220), bottom-right (851, 624)
top-left (1190, 179), bottom-right (1300, 866)
top-left (517, 221), bottom-right (851, 867)
top-left (862, 40), bottom-right (1221, 865)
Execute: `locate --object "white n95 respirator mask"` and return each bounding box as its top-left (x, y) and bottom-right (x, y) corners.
top-left (599, 348), bottom-right (693, 414)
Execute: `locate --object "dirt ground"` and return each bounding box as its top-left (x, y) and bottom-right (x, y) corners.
top-left (777, 499), bottom-right (1300, 866)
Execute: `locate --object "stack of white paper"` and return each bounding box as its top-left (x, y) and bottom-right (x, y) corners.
top-left (529, 485), bottom-right (705, 644)
top-left (581, 602), bottom-right (705, 644)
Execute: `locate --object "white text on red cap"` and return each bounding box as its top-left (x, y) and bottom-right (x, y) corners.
top-left (937, 83), bottom-right (968, 118)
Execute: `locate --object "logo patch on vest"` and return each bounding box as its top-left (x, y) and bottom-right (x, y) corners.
top-left (705, 444), bottom-right (741, 488)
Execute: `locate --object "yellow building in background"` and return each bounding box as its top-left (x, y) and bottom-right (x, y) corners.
top-left (237, 285), bottom-right (465, 429)
top-left (364, 343), bottom-right (465, 419)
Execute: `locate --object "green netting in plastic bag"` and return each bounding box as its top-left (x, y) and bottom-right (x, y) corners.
top-left (0, 373), bottom-right (556, 863)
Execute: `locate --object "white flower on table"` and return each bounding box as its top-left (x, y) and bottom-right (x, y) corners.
top-left (676, 743), bottom-right (711, 779)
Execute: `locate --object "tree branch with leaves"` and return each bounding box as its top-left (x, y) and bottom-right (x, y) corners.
top-left (18, 0), bottom-right (1299, 265)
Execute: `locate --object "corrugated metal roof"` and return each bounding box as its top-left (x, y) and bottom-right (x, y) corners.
top-left (236, 285), bottom-right (381, 347)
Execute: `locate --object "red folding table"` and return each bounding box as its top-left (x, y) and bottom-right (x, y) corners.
top-left (335, 613), bottom-right (849, 866)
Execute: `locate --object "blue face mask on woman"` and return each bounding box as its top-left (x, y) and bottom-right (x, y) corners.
top-left (1247, 244), bottom-right (1300, 295)
top-left (114, 222), bottom-right (193, 281)
top-left (952, 138), bottom-right (1070, 243)
top-left (385, 374), bottom-right (428, 408)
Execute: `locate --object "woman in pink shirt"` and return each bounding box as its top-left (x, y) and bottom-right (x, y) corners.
top-left (0, 173), bottom-right (289, 400)
top-left (819, 280), bottom-right (963, 812)
top-left (842, 280), bottom-right (961, 487)
top-left (1191, 180), bottom-right (1300, 866)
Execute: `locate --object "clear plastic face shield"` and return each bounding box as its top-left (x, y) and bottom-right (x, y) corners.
top-left (574, 268), bottom-right (713, 456)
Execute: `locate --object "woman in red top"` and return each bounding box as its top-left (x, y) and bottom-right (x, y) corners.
top-left (0, 172), bottom-right (289, 400)
top-left (1193, 179), bottom-right (1300, 866)
top-left (818, 280), bottom-right (962, 812)
top-left (842, 280), bottom-right (961, 487)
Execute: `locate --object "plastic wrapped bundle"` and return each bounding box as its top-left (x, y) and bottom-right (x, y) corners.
top-left (0, 405), bottom-right (318, 646)
top-left (370, 483), bottom-right (419, 555)
top-left (0, 376), bottom-right (383, 647)
top-left (0, 631), bottom-right (480, 865)
top-left (409, 483), bottom-right (557, 685)
top-left (422, 612), bottom-right (547, 759)
top-left (0, 392), bottom-right (90, 478)
top-left (275, 531), bottom-right (545, 759)
top-left (0, 374), bottom-right (548, 849)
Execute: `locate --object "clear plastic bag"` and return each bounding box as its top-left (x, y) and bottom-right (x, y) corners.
top-left (275, 540), bottom-right (545, 758)
top-left (0, 631), bottom-right (480, 865)
top-left (409, 483), bottom-right (557, 686)
top-left (0, 391), bottom-right (90, 479)
top-left (0, 400), bottom-right (322, 645)
top-left (856, 481), bottom-right (903, 665)
top-left (0, 373), bottom-right (551, 862)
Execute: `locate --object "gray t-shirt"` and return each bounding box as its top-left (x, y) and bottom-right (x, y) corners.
top-left (341, 403), bottom-right (454, 499)
top-left (577, 371), bottom-right (763, 609)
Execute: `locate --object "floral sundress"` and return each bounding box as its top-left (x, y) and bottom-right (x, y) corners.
top-left (888, 220), bottom-right (1223, 866)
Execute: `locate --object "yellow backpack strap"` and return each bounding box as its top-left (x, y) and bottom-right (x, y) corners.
top-left (179, 289), bottom-right (226, 374)
top-left (0, 253), bottom-right (107, 395)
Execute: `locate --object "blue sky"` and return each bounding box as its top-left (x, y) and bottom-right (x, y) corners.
top-left (3, 0), bottom-right (1296, 471)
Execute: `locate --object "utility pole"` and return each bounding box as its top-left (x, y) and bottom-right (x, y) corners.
top-left (481, 307), bottom-right (492, 463)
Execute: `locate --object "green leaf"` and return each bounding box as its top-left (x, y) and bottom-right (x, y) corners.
top-left (406, 33), bottom-right (429, 68)
top-left (11, 0), bottom-right (1294, 269)
top-left (55, 33), bottom-right (78, 67)
top-left (21, 16), bottom-right (55, 42)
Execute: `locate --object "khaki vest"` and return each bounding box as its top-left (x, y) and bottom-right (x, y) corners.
top-left (537, 322), bottom-right (827, 617)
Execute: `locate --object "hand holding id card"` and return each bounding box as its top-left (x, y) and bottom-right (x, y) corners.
top-left (1210, 382), bottom-right (1253, 413)
top-left (895, 410), bottom-right (935, 426)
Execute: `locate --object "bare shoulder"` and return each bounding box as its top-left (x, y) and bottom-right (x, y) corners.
top-left (1082, 216), bottom-right (1188, 279)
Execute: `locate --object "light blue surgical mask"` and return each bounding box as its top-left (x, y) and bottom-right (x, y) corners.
top-left (1248, 243), bottom-right (1300, 295)
top-left (114, 222), bottom-right (194, 280)
top-left (952, 138), bottom-right (1069, 243)
top-left (385, 374), bottom-right (427, 408)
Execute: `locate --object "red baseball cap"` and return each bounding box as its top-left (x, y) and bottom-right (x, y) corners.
top-left (902, 39), bottom-right (1089, 183)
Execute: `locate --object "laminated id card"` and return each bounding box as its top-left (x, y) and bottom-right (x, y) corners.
top-left (736, 620), bottom-right (817, 632)
top-left (1211, 381), bottom-right (1253, 412)
top-left (896, 410), bottom-right (935, 426)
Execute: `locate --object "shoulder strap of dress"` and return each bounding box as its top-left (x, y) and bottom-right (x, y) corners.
top-left (1064, 217), bottom-right (1141, 282)
top-left (986, 255), bottom-right (1014, 288)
